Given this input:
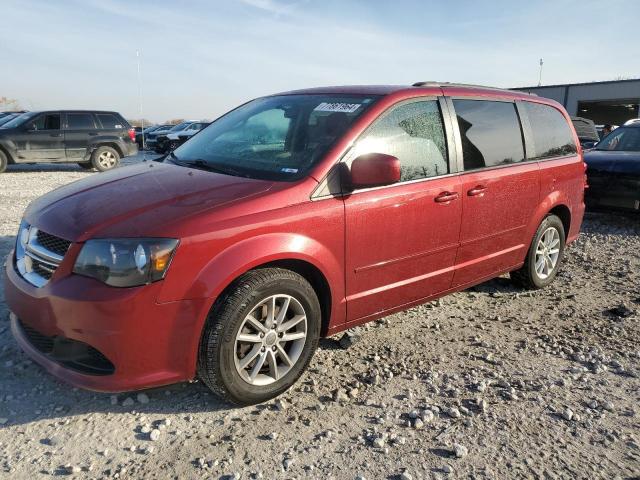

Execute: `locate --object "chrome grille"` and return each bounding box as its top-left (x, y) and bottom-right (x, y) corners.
top-left (16, 226), bottom-right (70, 287)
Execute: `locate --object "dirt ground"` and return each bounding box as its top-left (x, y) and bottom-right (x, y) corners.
top-left (0, 156), bottom-right (639, 480)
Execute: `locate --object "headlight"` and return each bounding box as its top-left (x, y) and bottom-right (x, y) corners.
top-left (73, 238), bottom-right (179, 287)
top-left (15, 220), bottom-right (30, 259)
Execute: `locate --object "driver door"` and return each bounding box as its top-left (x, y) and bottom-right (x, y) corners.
top-left (17, 112), bottom-right (65, 161)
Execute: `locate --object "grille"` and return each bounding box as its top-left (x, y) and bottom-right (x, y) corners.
top-left (36, 230), bottom-right (71, 257)
top-left (32, 261), bottom-right (54, 280)
top-left (18, 320), bottom-right (115, 376)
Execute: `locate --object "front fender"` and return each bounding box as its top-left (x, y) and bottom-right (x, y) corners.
top-left (158, 231), bottom-right (345, 323)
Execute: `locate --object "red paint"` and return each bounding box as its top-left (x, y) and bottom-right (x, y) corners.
top-left (5, 84), bottom-right (585, 392)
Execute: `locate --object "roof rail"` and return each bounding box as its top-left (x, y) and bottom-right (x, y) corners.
top-left (412, 81), bottom-right (538, 95)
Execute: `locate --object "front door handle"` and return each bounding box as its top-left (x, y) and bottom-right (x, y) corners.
top-left (467, 185), bottom-right (487, 196)
top-left (434, 191), bottom-right (459, 203)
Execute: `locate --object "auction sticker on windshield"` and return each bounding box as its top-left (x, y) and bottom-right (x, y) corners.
top-left (314, 102), bottom-right (361, 113)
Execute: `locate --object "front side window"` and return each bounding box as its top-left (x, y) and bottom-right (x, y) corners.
top-left (453, 100), bottom-right (525, 170)
top-left (349, 100), bottom-right (448, 182)
top-left (595, 127), bottom-right (640, 152)
top-left (523, 102), bottom-right (577, 159)
top-left (173, 95), bottom-right (378, 180)
top-left (67, 113), bottom-right (95, 130)
top-left (32, 113), bottom-right (61, 130)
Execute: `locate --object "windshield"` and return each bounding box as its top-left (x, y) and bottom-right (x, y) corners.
top-left (171, 94), bottom-right (378, 180)
top-left (596, 127), bottom-right (640, 152)
top-left (170, 122), bottom-right (191, 132)
top-left (1, 111), bottom-right (37, 129)
top-left (0, 114), bottom-right (19, 126)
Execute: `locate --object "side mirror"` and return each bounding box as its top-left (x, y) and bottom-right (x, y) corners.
top-left (349, 153), bottom-right (401, 189)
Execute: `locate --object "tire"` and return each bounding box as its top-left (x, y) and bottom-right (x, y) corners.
top-left (510, 214), bottom-right (566, 289)
top-left (0, 150), bottom-right (7, 173)
top-left (91, 146), bottom-right (120, 172)
top-left (198, 268), bottom-right (321, 405)
top-left (78, 162), bottom-right (94, 170)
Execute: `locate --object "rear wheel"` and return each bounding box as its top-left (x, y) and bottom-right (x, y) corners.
top-left (0, 150), bottom-right (7, 173)
top-left (198, 268), bottom-right (321, 405)
top-left (510, 214), bottom-right (565, 289)
top-left (91, 146), bottom-right (120, 172)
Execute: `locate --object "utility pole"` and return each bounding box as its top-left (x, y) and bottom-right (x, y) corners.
top-left (136, 50), bottom-right (144, 154)
top-left (538, 58), bottom-right (544, 86)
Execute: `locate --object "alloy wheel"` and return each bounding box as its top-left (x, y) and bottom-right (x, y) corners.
top-left (534, 226), bottom-right (560, 279)
top-left (98, 151), bottom-right (117, 169)
top-left (234, 294), bottom-right (307, 386)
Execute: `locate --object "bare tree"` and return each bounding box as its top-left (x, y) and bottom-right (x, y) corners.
top-left (0, 97), bottom-right (22, 111)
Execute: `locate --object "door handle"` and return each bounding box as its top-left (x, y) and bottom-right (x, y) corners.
top-left (467, 185), bottom-right (487, 196)
top-left (49, 133), bottom-right (62, 137)
top-left (434, 191), bottom-right (459, 203)
top-left (88, 132), bottom-right (98, 136)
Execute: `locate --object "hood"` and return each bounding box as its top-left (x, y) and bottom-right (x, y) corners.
top-left (584, 149), bottom-right (640, 165)
top-left (24, 162), bottom-right (274, 241)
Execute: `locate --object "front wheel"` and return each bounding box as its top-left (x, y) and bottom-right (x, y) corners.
top-left (510, 214), bottom-right (566, 289)
top-left (198, 268), bottom-right (321, 405)
top-left (0, 150), bottom-right (7, 173)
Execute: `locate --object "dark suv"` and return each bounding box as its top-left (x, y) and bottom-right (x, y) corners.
top-left (0, 110), bottom-right (138, 173)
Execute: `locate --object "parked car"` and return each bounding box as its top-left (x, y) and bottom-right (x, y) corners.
top-left (571, 116), bottom-right (600, 149)
top-left (0, 110), bottom-right (137, 173)
top-left (5, 83), bottom-right (585, 405)
top-left (584, 122), bottom-right (640, 212)
top-left (0, 110), bottom-right (27, 120)
top-left (164, 122), bottom-right (209, 151)
top-left (145, 122), bottom-right (195, 151)
top-left (152, 121), bottom-right (199, 153)
top-left (135, 125), bottom-right (171, 149)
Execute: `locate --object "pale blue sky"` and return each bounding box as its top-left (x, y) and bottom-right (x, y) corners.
top-left (1, 0), bottom-right (638, 121)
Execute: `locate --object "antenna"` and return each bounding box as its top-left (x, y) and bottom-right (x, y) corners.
top-left (538, 58), bottom-right (544, 86)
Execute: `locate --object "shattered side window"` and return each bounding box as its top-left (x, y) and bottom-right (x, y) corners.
top-left (351, 100), bottom-right (449, 182)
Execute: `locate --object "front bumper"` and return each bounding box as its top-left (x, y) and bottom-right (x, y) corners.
top-left (5, 252), bottom-right (210, 392)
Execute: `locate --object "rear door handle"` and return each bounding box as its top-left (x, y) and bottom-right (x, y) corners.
top-left (434, 191), bottom-right (459, 203)
top-left (467, 185), bottom-right (487, 196)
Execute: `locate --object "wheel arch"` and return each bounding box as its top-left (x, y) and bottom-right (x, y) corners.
top-left (89, 142), bottom-right (124, 159)
top-left (0, 144), bottom-right (15, 164)
top-left (548, 204), bottom-right (571, 238)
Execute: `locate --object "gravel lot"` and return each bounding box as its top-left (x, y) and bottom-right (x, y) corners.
top-left (0, 155), bottom-right (639, 479)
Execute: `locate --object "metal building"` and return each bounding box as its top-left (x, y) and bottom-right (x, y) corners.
top-left (512, 79), bottom-right (640, 125)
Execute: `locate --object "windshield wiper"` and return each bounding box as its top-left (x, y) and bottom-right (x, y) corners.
top-left (177, 158), bottom-right (248, 178)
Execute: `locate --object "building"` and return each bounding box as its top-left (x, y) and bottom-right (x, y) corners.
top-left (512, 79), bottom-right (640, 125)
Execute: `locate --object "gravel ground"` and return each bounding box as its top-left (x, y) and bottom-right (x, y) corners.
top-left (0, 156), bottom-right (639, 480)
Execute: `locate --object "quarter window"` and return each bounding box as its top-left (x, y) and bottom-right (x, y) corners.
top-left (31, 113), bottom-right (61, 130)
top-left (453, 100), bottom-right (525, 170)
top-left (351, 100), bottom-right (448, 182)
top-left (97, 114), bottom-right (123, 129)
top-left (523, 102), bottom-right (577, 159)
top-left (67, 113), bottom-right (96, 130)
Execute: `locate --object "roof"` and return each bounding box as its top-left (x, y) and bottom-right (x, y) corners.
top-left (276, 82), bottom-right (536, 99)
top-left (513, 78), bottom-right (640, 90)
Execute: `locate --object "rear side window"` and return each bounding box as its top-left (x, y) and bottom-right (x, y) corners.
top-left (453, 100), bottom-right (525, 170)
top-left (32, 113), bottom-right (61, 130)
top-left (351, 100), bottom-right (449, 182)
top-left (96, 114), bottom-right (123, 129)
top-left (67, 113), bottom-right (96, 130)
top-left (523, 102), bottom-right (577, 159)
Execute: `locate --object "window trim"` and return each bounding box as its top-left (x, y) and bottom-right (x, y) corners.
top-left (64, 112), bottom-right (98, 130)
top-left (446, 96), bottom-right (529, 173)
top-left (311, 96), bottom-right (459, 198)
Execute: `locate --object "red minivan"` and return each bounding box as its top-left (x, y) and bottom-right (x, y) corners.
top-left (5, 83), bottom-right (585, 405)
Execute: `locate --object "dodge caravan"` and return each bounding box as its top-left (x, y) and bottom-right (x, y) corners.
top-left (5, 83), bottom-right (585, 405)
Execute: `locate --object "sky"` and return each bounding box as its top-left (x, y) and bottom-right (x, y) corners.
top-left (1, 0), bottom-right (638, 122)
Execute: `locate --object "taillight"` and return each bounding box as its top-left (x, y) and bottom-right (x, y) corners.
top-left (128, 128), bottom-right (136, 142)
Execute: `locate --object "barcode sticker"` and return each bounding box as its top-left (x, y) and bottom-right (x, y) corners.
top-left (313, 102), bottom-right (361, 113)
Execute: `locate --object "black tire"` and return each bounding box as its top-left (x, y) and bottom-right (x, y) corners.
top-left (198, 268), bottom-right (321, 405)
top-left (0, 150), bottom-right (7, 173)
top-left (510, 214), bottom-right (566, 289)
top-left (91, 146), bottom-right (120, 172)
top-left (78, 162), bottom-right (94, 170)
